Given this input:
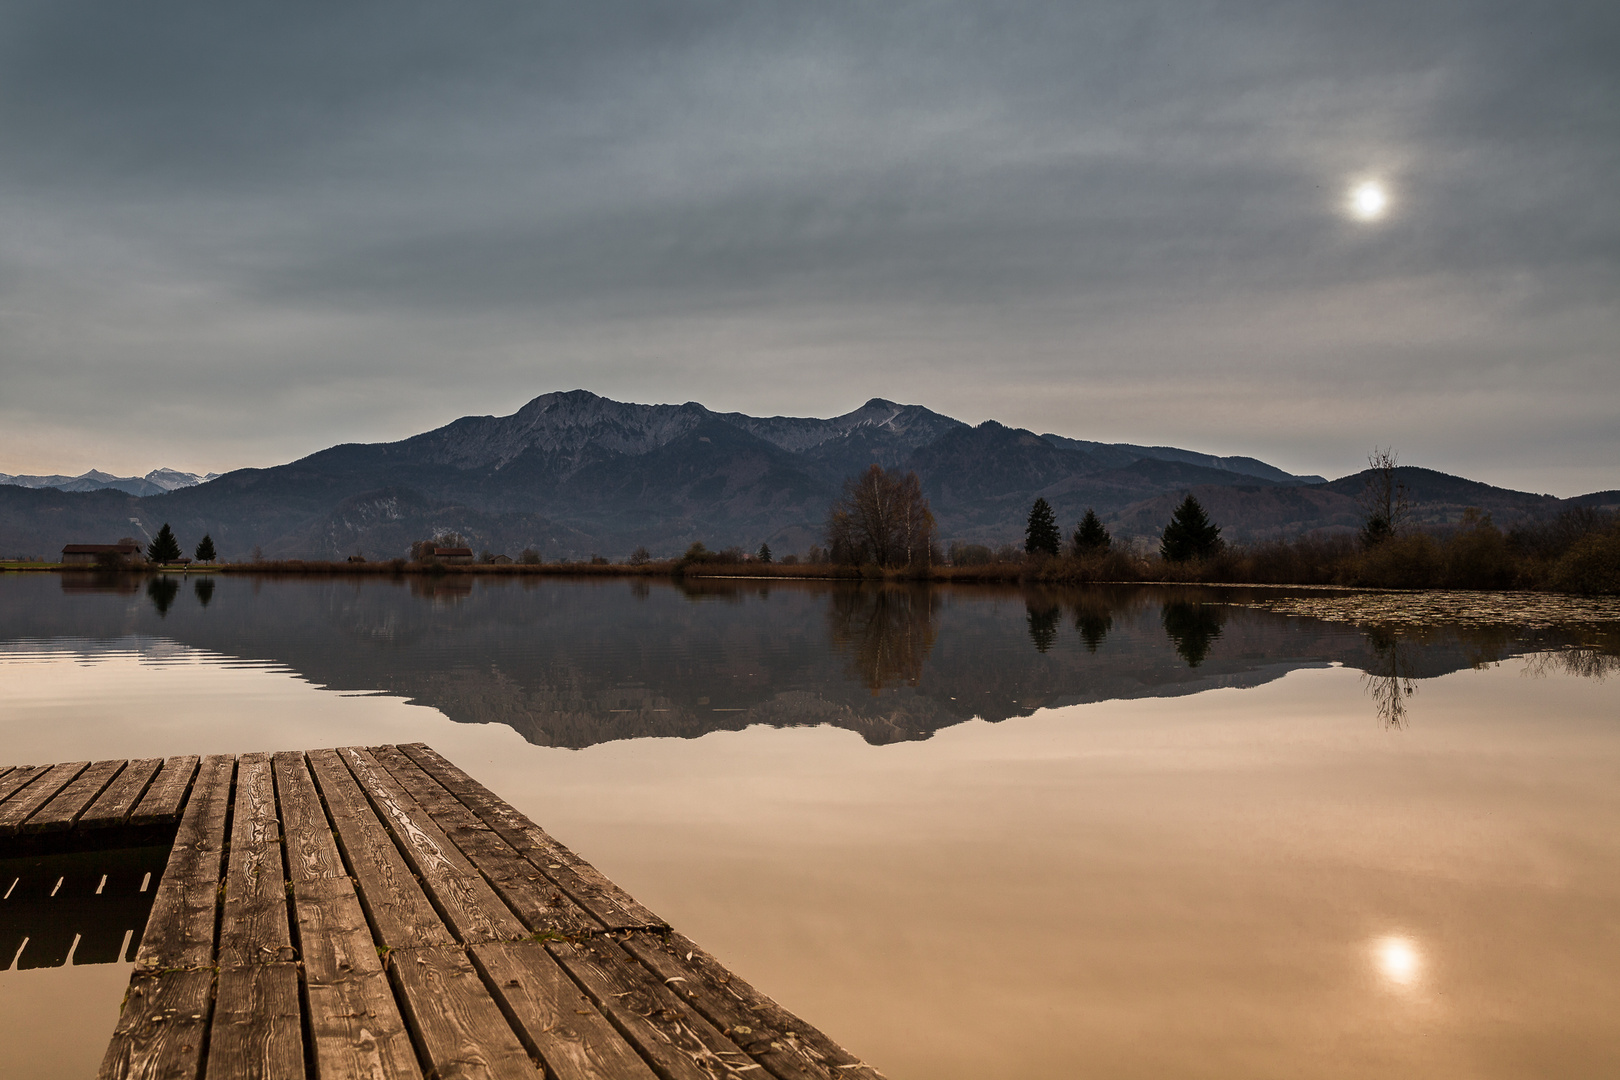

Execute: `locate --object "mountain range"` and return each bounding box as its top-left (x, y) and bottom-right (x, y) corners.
top-left (0, 390), bottom-right (1614, 561)
top-left (0, 468), bottom-right (218, 497)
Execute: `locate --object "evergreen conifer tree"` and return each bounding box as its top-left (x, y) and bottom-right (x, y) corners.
top-left (1025, 497), bottom-right (1061, 556)
top-left (1159, 495), bottom-right (1222, 562)
top-left (1072, 508), bottom-right (1112, 554)
top-left (757, 543), bottom-right (772, 564)
top-left (147, 523), bottom-right (181, 564)
top-left (194, 534), bottom-right (216, 563)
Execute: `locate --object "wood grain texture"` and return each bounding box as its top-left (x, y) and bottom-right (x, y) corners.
top-left (549, 937), bottom-right (751, 1080)
top-left (472, 942), bottom-right (660, 1080)
top-left (273, 750), bottom-right (347, 882)
top-left (219, 841), bottom-right (294, 967)
top-left (135, 754), bottom-right (234, 972)
top-left (98, 969), bottom-right (215, 1080)
top-left (130, 755), bottom-right (201, 826)
top-left (307, 971), bottom-right (424, 1080)
top-left (340, 747), bottom-right (527, 945)
top-left (0, 764), bottom-right (46, 808)
top-left (398, 743), bottom-right (664, 931)
top-left (219, 753), bottom-right (295, 967)
top-left (307, 748), bottom-right (455, 951)
top-left (624, 931), bottom-right (887, 1080)
top-left (0, 760), bottom-right (88, 834)
top-left (207, 963), bottom-right (306, 1080)
top-left (80, 757), bottom-right (164, 828)
top-left (24, 758), bottom-right (125, 832)
top-left (292, 875), bottom-right (384, 984)
top-left (388, 945), bottom-right (538, 1080)
top-left (370, 746), bottom-right (600, 937)
top-left (231, 752), bottom-right (280, 845)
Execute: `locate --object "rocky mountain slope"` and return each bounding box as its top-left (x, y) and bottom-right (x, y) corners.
top-left (0, 390), bottom-right (1609, 560)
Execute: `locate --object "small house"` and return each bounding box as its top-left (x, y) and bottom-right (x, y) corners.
top-left (433, 546), bottom-right (474, 565)
top-left (61, 541), bottom-right (143, 567)
top-left (490, 553), bottom-right (514, 565)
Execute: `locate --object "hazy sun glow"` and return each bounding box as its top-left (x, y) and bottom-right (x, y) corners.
top-left (1348, 179), bottom-right (1390, 221)
top-left (1375, 935), bottom-right (1420, 984)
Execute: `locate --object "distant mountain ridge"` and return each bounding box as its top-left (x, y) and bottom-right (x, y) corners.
top-left (0, 467), bottom-right (218, 497)
top-left (0, 390), bottom-right (1610, 561)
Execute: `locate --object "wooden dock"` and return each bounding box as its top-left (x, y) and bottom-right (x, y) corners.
top-left (0, 745), bottom-right (884, 1080)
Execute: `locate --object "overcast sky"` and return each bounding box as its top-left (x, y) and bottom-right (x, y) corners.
top-left (1, 1), bottom-right (1615, 494)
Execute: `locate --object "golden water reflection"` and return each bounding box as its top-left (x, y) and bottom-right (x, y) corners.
top-left (3, 578), bottom-right (1620, 1077)
top-left (0, 648), bottom-right (1616, 1077)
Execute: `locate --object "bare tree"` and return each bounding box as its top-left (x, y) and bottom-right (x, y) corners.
top-left (1359, 447), bottom-right (1409, 547)
top-left (826, 464), bottom-right (936, 568)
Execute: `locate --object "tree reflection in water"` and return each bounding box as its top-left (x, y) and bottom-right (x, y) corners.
top-left (1072, 600), bottom-right (1114, 653)
top-left (1161, 601), bottom-right (1225, 668)
top-left (828, 585), bottom-right (939, 692)
top-left (145, 575), bottom-right (180, 617)
top-left (18, 575), bottom-right (1620, 742)
top-left (1363, 627), bottom-right (1417, 729)
top-left (1026, 600), bottom-right (1061, 653)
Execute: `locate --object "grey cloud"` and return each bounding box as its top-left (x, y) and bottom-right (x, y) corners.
top-left (0, 0), bottom-right (1614, 492)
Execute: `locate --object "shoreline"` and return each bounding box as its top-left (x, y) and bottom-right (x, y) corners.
top-left (0, 558), bottom-right (1607, 595)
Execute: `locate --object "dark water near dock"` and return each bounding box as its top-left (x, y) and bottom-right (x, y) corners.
top-left (2, 573), bottom-right (1619, 1077)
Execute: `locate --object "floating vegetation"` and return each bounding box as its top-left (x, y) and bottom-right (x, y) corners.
top-left (1236, 590), bottom-right (1620, 631)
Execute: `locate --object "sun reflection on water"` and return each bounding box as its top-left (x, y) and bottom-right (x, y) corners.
top-left (1374, 935), bottom-right (1421, 986)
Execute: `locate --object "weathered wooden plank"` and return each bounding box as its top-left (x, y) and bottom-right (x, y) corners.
top-left (219, 841), bottom-right (294, 967)
top-left (548, 936), bottom-right (753, 1080)
top-left (219, 753), bottom-right (294, 967)
top-left (398, 743), bottom-right (664, 931)
top-left (291, 872), bottom-right (426, 1079)
top-left (387, 945), bottom-right (537, 1080)
top-left (370, 745), bottom-right (601, 937)
top-left (231, 751), bottom-right (280, 845)
top-left (0, 763), bottom-right (45, 808)
top-left (272, 750), bottom-right (347, 882)
top-left (306, 748), bottom-right (455, 951)
top-left (307, 971), bottom-right (425, 1080)
top-left (24, 758), bottom-right (126, 833)
top-left (130, 754), bottom-right (201, 826)
top-left (98, 969), bottom-right (214, 1080)
top-left (135, 754), bottom-right (235, 972)
top-left (79, 757), bottom-right (164, 828)
top-left (472, 942), bottom-right (660, 1080)
top-left (206, 963), bottom-right (306, 1080)
top-left (0, 760), bottom-right (88, 835)
top-left (339, 746), bottom-right (528, 945)
top-left (290, 876), bottom-right (383, 982)
top-left (623, 931), bottom-right (886, 1080)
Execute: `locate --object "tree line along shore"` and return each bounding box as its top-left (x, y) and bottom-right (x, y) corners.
top-left (8, 457), bottom-right (1619, 595)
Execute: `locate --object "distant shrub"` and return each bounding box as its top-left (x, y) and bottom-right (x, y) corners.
top-left (518, 548), bottom-right (541, 565)
top-left (994, 543), bottom-right (1023, 563)
top-left (949, 543), bottom-right (995, 566)
top-left (1238, 535), bottom-right (1356, 585)
top-left (1353, 533), bottom-right (1442, 588)
top-left (627, 546), bottom-right (650, 566)
top-left (589, 554), bottom-right (609, 565)
top-left (1442, 511), bottom-right (1516, 589)
top-left (779, 553), bottom-right (799, 565)
top-left (1552, 527), bottom-right (1620, 595)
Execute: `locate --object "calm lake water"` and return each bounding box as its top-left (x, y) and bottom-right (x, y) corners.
top-left (2, 572), bottom-right (1618, 1078)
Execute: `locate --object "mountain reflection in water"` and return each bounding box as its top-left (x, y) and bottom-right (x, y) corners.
top-left (2, 574), bottom-right (1616, 747)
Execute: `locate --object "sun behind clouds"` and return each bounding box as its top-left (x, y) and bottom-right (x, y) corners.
top-left (1347, 178), bottom-right (1391, 222)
